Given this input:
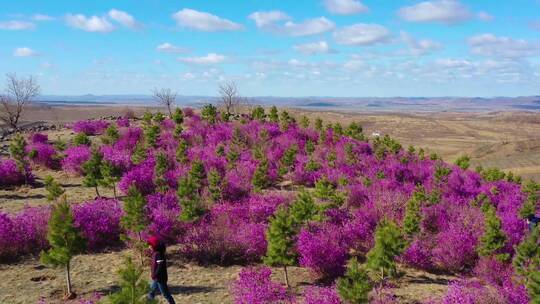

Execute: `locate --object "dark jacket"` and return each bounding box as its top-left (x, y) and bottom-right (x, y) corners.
top-left (151, 245), bottom-right (168, 283)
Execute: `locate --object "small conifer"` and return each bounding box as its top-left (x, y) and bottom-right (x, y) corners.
top-left (82, 148), bottom-right (103, 197)
top-left (477, 202), bottom-right (509, 262)
top-left (44, 175), bottom-right (65, 202)
top-left (269, 106), bottom-right (279, 123)
top-left (252, 158), bottom-right (270, 192)
top-left (108, 256), bottom-right (155, 304)
top-left (40, 196), bottom-right (86, 297)
top-left (99, 161), bottom-right (121, 198)
top-left (73, 133), bottom-right (91, 146)
top-left (336, 257), bottom-right (372, 304)
top-left (264, 206), bottom-right (296, 287)
top-left (120, 186), bottom-right (148, 265)
top-left (366, 220), bottom-right (406, 282)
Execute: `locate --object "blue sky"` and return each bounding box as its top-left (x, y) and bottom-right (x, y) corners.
top-left (1, 0), bottom-right (539, 97)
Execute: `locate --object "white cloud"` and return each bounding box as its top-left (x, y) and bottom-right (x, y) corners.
top-left (323, 0), bottom-right (368, 15)
top-left (178, 53), bottom-right (226, 64)
top-left (156, 42), bottom-right (188, 54)
top-left (468, 33), bottom-right (538, 58)
top-left (41, 62), bottom-right (54, 69)
top-left (398, 0), bottom-right (471, 24)
top-left (13, 47), bottom-right (38, 57)
top-left (248, 11), bottom-right (290, 27)
top-left (400, 32), bottom-right (442, 55)
top-left (477, 11), bottom-right (494, 22)
top-left (293, 41), bottom-right (334, 55)
top-left (108, 9), bottom-right (140, 29)
top-left (282, 17), bottom-right (335, 36)
top-left (343, 59), bottom-right (366, 71)
top-left (333, 24), bottom-right (390, 46)
top-left (172, 9), bottom-right (243, 32)
top-left (32, 14), bottom-right (55, 21)
top-left (249, 11), bottom-right (335, 36)
top-left (0, 20), bottom-right (35, 30)
top-left (65, 14), bottom-right (115, 32)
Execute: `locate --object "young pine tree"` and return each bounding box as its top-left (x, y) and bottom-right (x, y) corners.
top-left (289, 190), bottom-right (319, 225)
top-left (477, 202), bottom-right (509, 262)
top-left (365, 220), bottom-right (406, 282)
top-left (454, 155), bottom-right (471, 170)
top-left (519, 180), bottom-right (539, 220)
top-left (9, 133), bottom-right (29, 181)
top-left (73, 133), bottom-right (91, 146)
top-left (144, 125), bottom-right (160, 149)
top-left (40, 196), bottom-right (86, 298)
top-left (154, 152), bottom-right (172, 193)
top-left (264, 206), bottom-right (296, 288)
top-left (269, 106), bottom-right (279, 123)
top-left (131, 143), bottom-right (147, 165)
top-left (177, 175), bottom-right (203, 222)
top-left (44, 175), bottom-right (65, 202)
top-left (251, 106), bottom-right (265, 121)
top-left (82, 148), bottom-right (103, 197)
top-left (101, 123), bottom-right (120, 145)
top-left (403, 186), bottom-right (425, 239)
top-left (207, 168), bottom-right (223, 203)
top-left (175, 139), bottom-right (189, 164)
top-left (300, 116), bottom-right (310, 129)
top-left (120, 186), bottom-right (148, 265)
top-left (99, 161), bottom-right (121, 198)
top-left (336, 257), bottom-right (372, 304)
top-left (279, 145), bottom-right (298, 176)
top-left (513, 226), bottom-right (540, 279)
top-left (201, 104), bottom-right (218, 124)
top-left (252, 158), bottom-right (270, 192)
top-left (527, 266), bottom-right (540, 304)
top-left (108, 256), bottom-right (156, 304)
top-left (172, 107), bottom-right (184, 125)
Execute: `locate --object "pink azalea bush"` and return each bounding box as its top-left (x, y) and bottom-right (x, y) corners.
top-left (73, 198), bottom-right (124, 252)
top-left (0, 158), bottom-right (33, 186)
top-left (61, 145), bottom-right (91, 175)
top-left (231, 266), bottom-right (292, 304)
top-left (73, 119), bottom-right (110, 135)
top-left (303, 286), bottom-right (341, 304)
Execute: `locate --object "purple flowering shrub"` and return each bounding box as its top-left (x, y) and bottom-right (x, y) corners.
top-left (231, 266), bottom-right (292, 304)
top-left (303, 286), bottom-right (341, 304)
top-left (73, 119), bottom-right (110, 135)
top-left (145, 192), bottom-right (181, 244)
top-left (0, 206), bottom-right (50, 262)
top-left (30, 133), bottom-right (48, 144)
top-left (118, 157), bottom-right (156, 195)
top-left (0, 158), bottom-right (33, 187)
top-left (61, 145), bottom-right (91, 175)
top-left (73, 198), bottom-right (124, 252)
top-left (26, 142), bottom-right (59, 169)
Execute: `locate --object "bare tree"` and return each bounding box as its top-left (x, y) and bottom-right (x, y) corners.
top-left (152, 87), bottom-right (177, 117)
top-left (0, 73), bottom-right (40, 129)
top-left (219, 81), bottom-right (241, 118)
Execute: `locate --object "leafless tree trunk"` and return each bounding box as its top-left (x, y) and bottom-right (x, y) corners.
top-left (152, 88), bottom-right (177, 117)
top-left (219, 81), bottom-right (242, 118)
top-left (0, 73), bottom-right (40, 129)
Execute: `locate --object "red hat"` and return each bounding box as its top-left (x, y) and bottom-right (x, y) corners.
top-left (147, 236), bottom-right (159, 249)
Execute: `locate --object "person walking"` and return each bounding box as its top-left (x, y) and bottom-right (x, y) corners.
top-left (147, 236), bottom-right (176, 304)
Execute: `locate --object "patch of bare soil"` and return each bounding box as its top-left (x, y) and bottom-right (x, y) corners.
top-left (0, 246), bottom-right (455, 304)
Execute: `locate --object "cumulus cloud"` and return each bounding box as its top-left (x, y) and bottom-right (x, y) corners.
top-left (293, 41), bottom-right (334, 55)
top-left (32, 14), bottom-right (55, 21)
top-left (108, 9), bottom-right (140, 29)
top-left (0, 20), bottom-right (35, 30)
top-left (178, 53), bottom-right (226, 64)
top-left (13, 47), bottom-right (38, 57)
top-left (173, 9), bottom-right (244, 31)
top-left (156, 42), bottom-right (188, 54)
top-left (323, 0), bottom-right (368, 15)
top-left (468, 33), bottom-right (538, 58)
top-left (249, 11), bottom-right (335, 36)
top-left (65, 14), bottom-right (115, 32)
top-left (477, 11), bottom-right (494, 22)
top-left (333, 23), bottom-right (390, 46)
top-left (398, 0), bottom-right (471, 24)
top-left (400, 32), bottom-right (442, 55)
top-left (248, 11), bottom-right (290, 27)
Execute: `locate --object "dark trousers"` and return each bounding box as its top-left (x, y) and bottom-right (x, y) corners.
top-left (148, 280), bottom-right (176, 304)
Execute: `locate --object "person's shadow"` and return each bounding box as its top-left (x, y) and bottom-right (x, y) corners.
top-left (169, 285), bottom-right (218, 295)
